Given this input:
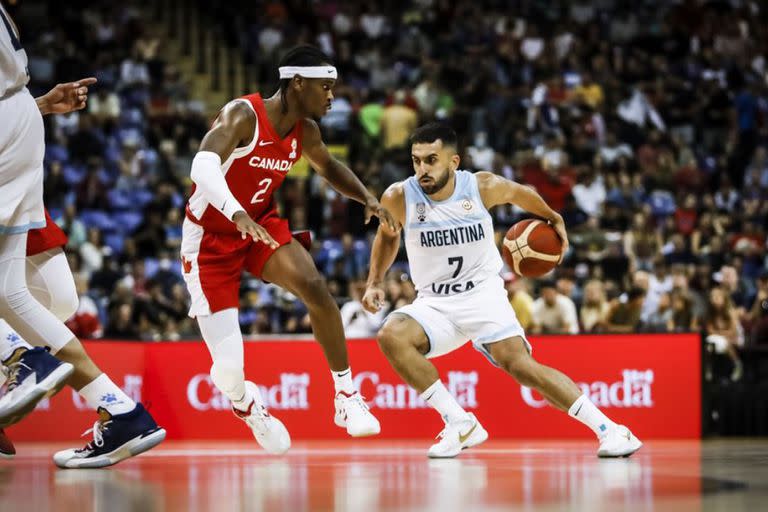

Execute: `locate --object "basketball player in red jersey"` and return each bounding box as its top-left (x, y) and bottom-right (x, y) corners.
top-left (181, 45), bottom-right (397, 452)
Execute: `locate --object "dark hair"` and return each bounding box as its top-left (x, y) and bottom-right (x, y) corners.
top-left (409, 122), bottom-right (458, 148)
top-left (277, 45), bottom-right (333, 112)
top-left (539, 279), bottom-right (557, 290)
top-left (628, 287), bottom-right (646, 301)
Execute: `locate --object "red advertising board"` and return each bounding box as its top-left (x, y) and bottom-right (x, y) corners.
top-left (8, 334), bottom-right (701, 441)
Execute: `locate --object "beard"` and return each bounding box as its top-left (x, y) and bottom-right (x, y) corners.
top-left (418, 170), bottom-right (451, 195)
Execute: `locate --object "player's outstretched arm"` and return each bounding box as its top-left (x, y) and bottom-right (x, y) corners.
top-left (192, 102), bottom-right (277, 247)
top-left (362, 184), bottom-right (405, 313)
top-left (476, 171), bottom-right (569, 257)
top-left (301, 119), bottom-right (399, 233)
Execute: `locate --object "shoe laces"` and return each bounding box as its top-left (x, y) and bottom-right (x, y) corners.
top-left (251, 407), bottom-right (273, 435)
top-left (2, 361), bottom-right (31, 392)
top-left (78, 418), bottom-right (112, 452)
top-left (342, 392), bottom-right (370, 413)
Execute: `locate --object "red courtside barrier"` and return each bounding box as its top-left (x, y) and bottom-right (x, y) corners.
top-left (8, 334), bottom-right (701, 441)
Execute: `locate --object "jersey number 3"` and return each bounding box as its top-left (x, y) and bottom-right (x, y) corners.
top-left (0, 8), bottom-right (22, 51)
top-left (250, 178), bottom-right (272, 204)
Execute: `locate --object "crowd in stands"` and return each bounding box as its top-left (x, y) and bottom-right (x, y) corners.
top-left (13, 1), bottom-right (768, 380)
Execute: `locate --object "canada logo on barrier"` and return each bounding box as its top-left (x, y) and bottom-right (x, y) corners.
top-left (355, 371), bottom-right (479, 410)
top-left (187, 373), bottom-right (311, 411)
top-left (521, 369), bottom-right (655, 409)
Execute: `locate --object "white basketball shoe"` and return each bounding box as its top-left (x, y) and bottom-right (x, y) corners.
top-left (234, 381), bottom-right (291, 455)
top-left (334, 391), bottom-right (381, 437)
top-left (428, 413), bottom-right (488, 458)
top-left (598, 425), bottom-right (643, 458)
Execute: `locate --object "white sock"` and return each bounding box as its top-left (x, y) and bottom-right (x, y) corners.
top-left (332, 367), bottom-right (356, 394)
top-left (420, 380), bottom-right (471, 424)
top-left (79, 374), bottom-right (137, 415)
top-left (568, 394), bottom-right (616, 438)
top-left (0, 319), bottom-right (33, 362)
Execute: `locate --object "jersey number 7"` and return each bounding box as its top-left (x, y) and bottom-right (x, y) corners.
top-left (448, 256), bottom-right (463, 278)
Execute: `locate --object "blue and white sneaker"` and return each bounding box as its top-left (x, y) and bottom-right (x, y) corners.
top-left (0, 347), bottom-right (74, 428)
top-left (53, 403), bottom-right (166, 469)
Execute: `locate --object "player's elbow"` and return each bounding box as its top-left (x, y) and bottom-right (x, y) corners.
top-left (190, 151), bottom-right (222, 184)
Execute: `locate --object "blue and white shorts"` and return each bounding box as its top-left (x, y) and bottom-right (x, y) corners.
top-left (392, 275), bottom-right (531, 365)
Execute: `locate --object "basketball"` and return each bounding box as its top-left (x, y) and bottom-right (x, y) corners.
top-left (502, 219), bottom-right (562, 277)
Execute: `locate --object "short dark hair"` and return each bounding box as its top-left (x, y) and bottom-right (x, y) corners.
top-left (539, 279), bottom-right (557, 290)
top-left (277, 45), bottom-right (333, 109)
top-left (409, 122), bottom-right (458, 148)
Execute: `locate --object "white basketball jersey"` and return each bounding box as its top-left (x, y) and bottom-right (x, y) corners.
top-left (0, 3), bottom-right (29, 99)
top-left (403, 170), bottom-right (502, 297)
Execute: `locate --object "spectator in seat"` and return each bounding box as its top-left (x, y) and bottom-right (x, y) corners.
top-left (571, 168), bottom-right (606, 217)
top-left (624, 211), bottom-right (662, 272)
top-left (669, 289), bottom-right (698, 332)
top-left (644, 292), bottom-right (674, 332)
top-left (506, 275), bottom-right (534, 331)
top-left (531, 280), bottom-right (579, 334)
top-left (380, 89), bottom-right (418, 151)
top-left (716, 264), bottom-right (752, 313)
top-left (79, 227), bottom-right (105, 278)
top-left (341, 280), bottom-right (386, 338)
top-left (750, 297), bottom-right (768, 346)
top-left (603, 287), bottom-right (646, 333)
top-left (580, 280), bottom-right (610, 333)
top-left (598, 131), bottom-right (633, 167)
top-left (704, 286), bottom-right (744, 381)
top-left (104, 303), bottom-right (140, 339)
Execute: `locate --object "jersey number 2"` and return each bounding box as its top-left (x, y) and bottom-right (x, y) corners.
top-left (0, 8), bottom-right (22, 51)
top-left (250, 178), bottom-right (272, 204)
top-left (448, 256), bottom-right (463, 278)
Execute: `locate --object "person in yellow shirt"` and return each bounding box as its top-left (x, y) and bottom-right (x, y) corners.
top-left (572, 72), bottom-right (604, 109)
top-left (380, 89), bottom-right (419, 150)
top-left (505, 274), bottom-right (534, 330)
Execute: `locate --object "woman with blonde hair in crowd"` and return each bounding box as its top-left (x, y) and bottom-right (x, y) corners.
top-left (580, 280), bottom-right (610, 333)
top-left (704, 286), bottom-right (744, 381)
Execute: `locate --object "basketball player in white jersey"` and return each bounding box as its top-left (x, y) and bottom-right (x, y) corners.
top-left (0, 2), bottom-right (165, 467)
top-left (363, 123), bottom-right (642, 458)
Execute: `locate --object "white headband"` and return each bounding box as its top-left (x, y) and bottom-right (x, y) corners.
top-left (279, 66), bottom-right (338, 79)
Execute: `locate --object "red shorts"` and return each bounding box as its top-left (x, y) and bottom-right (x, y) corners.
top-left (27, 209), bottom-right (68, 256)
top-left (180, 211), bottom-right (293, 317)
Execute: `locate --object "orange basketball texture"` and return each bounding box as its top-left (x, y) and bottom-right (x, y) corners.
top-left (502, 219), bottom-right (562, 277)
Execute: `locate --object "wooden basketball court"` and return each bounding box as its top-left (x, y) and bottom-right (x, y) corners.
top-left (2, 439), bottom-right (766, 511)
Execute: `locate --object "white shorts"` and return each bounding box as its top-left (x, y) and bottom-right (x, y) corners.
top-left (0, 88), bottom-right (45, 235)
top-left (392, 275), bottom-right (531, 365)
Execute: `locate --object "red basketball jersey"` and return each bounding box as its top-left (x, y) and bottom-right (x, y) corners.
top-left (186, 93), bottom-right (303, 234)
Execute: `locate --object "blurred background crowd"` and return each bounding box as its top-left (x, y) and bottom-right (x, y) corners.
top-left (10, 0), bottom-right (768, 379)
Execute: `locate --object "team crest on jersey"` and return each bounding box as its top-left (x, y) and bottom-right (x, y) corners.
top-left (416, 202), bottom-right (427, 222)
top-left (462, 199), bottom-right (473, 211)
top-left (288, 138), bottom-right (297, 159)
